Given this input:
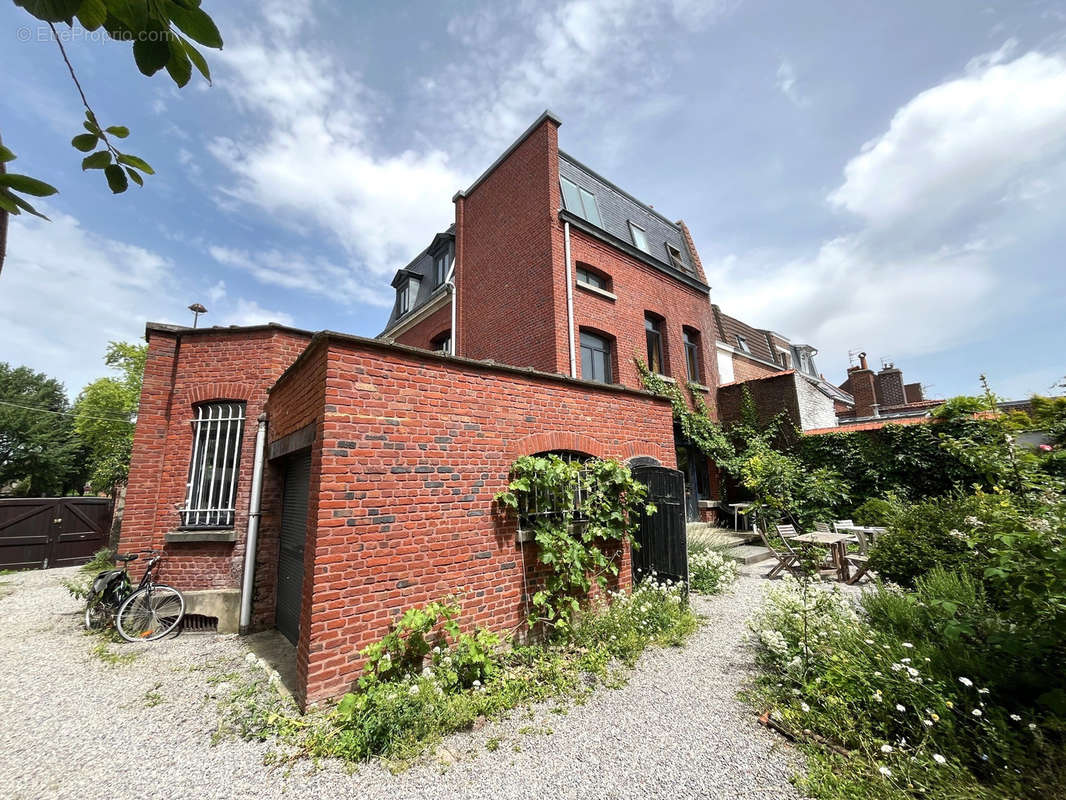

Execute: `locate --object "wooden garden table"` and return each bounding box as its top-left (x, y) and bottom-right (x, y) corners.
top-left (792, 531), bottom-right (852, 582)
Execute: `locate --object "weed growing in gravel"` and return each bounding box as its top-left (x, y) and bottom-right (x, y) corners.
top-left (90, 641), bottom-right (139, 666)
top-left (485, 736), bottom-right (501, 752)
top-left (143, 684), bottom-right (164, 707)
top-left (215, 579), bottom-right (699, 768)
top-left (62, 548), bottom-right (116, 601)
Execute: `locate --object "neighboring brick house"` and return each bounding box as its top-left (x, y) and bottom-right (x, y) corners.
top-left (379, 110), bottom-right (720, 520)
top-left (710, 304), bottom-right (854, 430)
top-left (121, 321), bottom-right (675, 707)
top-left (835, 353), bottom-right (942, 423)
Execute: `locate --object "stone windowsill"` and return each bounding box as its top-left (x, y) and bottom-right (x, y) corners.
top-left (575, 281), bottom-right (617, 302)
top-left (688, 382), bottom-right (710, 393)
top-left (656, 374), bottom-right (676, 384)
top-left (165, 529), bottom-right (237, 544)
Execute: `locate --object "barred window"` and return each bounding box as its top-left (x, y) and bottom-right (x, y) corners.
top-left (181, 402), bottom-right (245, 528)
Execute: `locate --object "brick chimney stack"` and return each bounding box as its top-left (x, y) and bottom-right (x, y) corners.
top-left (876, 364), bottom-right (906, 408)
top-left (904, 382), bottom-right (924, 403)
top-left (845, 351), bottom-right (877, 418)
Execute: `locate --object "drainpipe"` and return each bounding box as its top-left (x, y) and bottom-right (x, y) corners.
top-left (563, 221), bottom-right (576, 378)
top-left (445, 259), bottom-right (457, 356)
top-left (238, 413), bottom-right (268, 634)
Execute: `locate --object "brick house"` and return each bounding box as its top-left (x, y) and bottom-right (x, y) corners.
top-left (379, 110), bottom-right (721, 520)
top-left (710, 304), bottom-right (853, 431)
top-left (833, 352), bottom-right (942, 424)
top-left (118, 110), bottom-right (767, 705)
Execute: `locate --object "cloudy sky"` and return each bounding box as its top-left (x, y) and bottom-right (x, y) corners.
top-left (2, 0), bottom-right (1064, 401)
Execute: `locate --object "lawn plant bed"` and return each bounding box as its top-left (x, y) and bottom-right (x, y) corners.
top-left (215, 578), bottom-right (699, 768)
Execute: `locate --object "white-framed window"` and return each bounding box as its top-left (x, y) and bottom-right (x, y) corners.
top-left (433, 330), bottom-right (452, 353)
top-left (560, 176), bottom-right (603, 228)
top-left (397, 276), bottom-right (421, 316)
top-left (434, 251), bottom-right (450, 287)
top-left (181, 402), bottom-right (246, 528)
top-left (628, 222), bottom-right (649, 253)
top-left (735, 334), bottom-right (751, 354)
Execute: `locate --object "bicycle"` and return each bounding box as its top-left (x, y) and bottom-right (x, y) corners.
top-left (84, 550), bottom-right (186, 642)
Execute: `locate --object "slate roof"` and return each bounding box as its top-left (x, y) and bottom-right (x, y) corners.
top-left (558, 152), bottom-right (697, 276)
top-left (711, 305), bottom-right (782, 366)
top-left (381, 226), bottom-right (455, 332)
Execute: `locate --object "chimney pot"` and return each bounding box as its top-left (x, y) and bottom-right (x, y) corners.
top-left (859, 352), bottom-right (868, 370)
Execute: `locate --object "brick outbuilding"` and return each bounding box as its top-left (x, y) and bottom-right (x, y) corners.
top-left (121, 323), bottom-right (674, 706)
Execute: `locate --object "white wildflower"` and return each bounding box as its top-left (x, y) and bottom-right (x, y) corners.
top-left (408, 684), bottom-right (419, 696)
top-left (800, 702), bottom-right (810, 712)
top-left (878, 766), bottom-right (892, 777)
top-left (933, 754), bottom-right (946, 764)
top-left (972, 709), bottom-right (982, 717)
top-left (1010, 714), bottom-right (1021, 722)
top-left (880, 744), bottom-right (893, 753)
top-left (902, 642), bottom-right (913, 648)
top-left (959, 677), bottom-right (973, 687)
top-left (895, 704), bottom-right (906, 712)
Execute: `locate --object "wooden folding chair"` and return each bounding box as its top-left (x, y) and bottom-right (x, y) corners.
top-left (845, 527), bottom-right (873, 584)
top-left (757, 526), bottom-right (803, 579)
top-left (813, 521), bottom-right (832, 533)
top-left (833, 519), bottom-right (854, 534)
top-left (775, 523), bottom-right (800, 539)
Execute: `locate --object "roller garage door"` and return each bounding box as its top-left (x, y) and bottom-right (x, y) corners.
top-left (276, 451), bottom-right (311, 646)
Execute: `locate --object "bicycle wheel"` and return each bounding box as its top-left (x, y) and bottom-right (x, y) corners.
top-left (115, 584), bottom-right (185, 642)
top-left (84, 601), bottom-right (110, 631)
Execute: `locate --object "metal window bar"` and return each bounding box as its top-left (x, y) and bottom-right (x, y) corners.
top-left (517, 463), bottom-right (593, 531)
top-left (181, 402), bottom-right (245, 527)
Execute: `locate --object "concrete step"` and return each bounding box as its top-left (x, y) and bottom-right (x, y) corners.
top-left (686, 525), bottom-right (761, 549)
top-left (722, 544), bottom-right (775, 565)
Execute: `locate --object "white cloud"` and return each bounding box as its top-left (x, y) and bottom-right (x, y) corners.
top-left (207, 280), bottom-right (227, 304)
top-left (775, 59), bottom-right (807, 106)
top-left (709, 46), bottom-right (1066, 377)
top-left (828, 49), bottom-right (1066, 231)
top-left (220, 298), bottom-right (295, 328)
top-left (438, 0), bottom-right (735, 149)
top-left (208, 246), bottom-right (391, 307)
top-left (207, 18), bottom-right (462, 279)
top-left (0, 211), bottom-right (179, 396)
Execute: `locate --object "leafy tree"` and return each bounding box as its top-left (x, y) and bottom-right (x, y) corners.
top-left (0, 362), bottom-right (84, 495)
top-left (2, 0), bottom-right (223, 266)
top-left (73, 341), bottom-right (145, 492)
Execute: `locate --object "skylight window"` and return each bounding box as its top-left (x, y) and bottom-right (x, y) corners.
top-left (629, 222), bottom-right (649, 253)
top-left (665, 243), bottom-right (686, 271)
top-left (735, 334), bottom-right (751, 354)
top-left (560, 176), bottom-right (602, 228)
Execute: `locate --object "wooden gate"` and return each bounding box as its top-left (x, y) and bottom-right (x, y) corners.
top-left (0, 497), bottom-right (112, 571)
top-left (630, 466), bottom-right (688, 587)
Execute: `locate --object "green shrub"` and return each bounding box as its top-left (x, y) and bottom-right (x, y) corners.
top-left (852, 497), bottom-right (899, 526)
top-left (867, 497), bottom-right (976, 586)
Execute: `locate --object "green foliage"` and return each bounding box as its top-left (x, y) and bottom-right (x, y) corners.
top-left (866, 496), bottom-right (976, 586)
top-left (5, 0), bottom-right (221, 215)
top-left (739, 438), bottom-right (849, 530)
top-left (73, 341), bottom-right (144, 492)
top-left (931, 395), bottom-right (993, 420)
top-left (0, 361), bottom-right (85, 495)
top-left (688, 547), bottom-right (739, 595)
top-left (749, 577), bottom-right (1063, 799)
top-left (852, 496), bottom-right (899, 526)
top-left (495, 455), bottom-right (653, 632)
top-left (223, 582), bottom-right (698, 766)
top-left (1032, 395), bottom-right (1066, 445)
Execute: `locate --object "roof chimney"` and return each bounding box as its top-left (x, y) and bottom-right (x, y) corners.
top-left (843, 351), bottom-right (877, 418)
top-left (876, 364), bottom-right (906, 408)
top-left (858, 352), bottom-right (868, 370)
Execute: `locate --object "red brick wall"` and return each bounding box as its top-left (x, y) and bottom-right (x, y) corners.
top-left (266, 335), bottom-right (675, 705)
top-left (456, 117), bottom-right (565, 373)
top-left (121, 326), bottom-right (311, 593)
top-left (392, 301), bottom-right (452, 352)
top-left (566, 227), bottom-right (720, 415)
top-left (730, 352), bottom-right (782, 384)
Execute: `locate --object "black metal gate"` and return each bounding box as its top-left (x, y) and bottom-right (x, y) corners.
top-left (630, 466), bottom-right (688, 587)
top-left (0, 497), bottom-right (112, 571)
top-left (276, 450), bottom-right (311, 646)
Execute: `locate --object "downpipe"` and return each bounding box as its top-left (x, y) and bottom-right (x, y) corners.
top-left (238, 413), bottom-right (268, 634)
top-left (563, 220), bottom-right (576, 378)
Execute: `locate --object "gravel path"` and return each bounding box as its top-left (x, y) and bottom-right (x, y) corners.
top-left (0, 566), bottom-right (803, 799)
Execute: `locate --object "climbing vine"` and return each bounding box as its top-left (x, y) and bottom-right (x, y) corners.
top-left (495, 454), bottom-right (655, 634)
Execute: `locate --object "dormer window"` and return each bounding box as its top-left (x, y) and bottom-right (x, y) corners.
top-left (665, 243), bottom-right (686, 272)
top-left (434, 253), bottom-right (447, 288)
top-left (397, 276), bottom-right (420, 316)
top-left (735, 334), bottom-right (751, 354)
top-left (560, 176), bottom-right (602, 228)
top-left (628, 222), bottom-right (649, 253)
